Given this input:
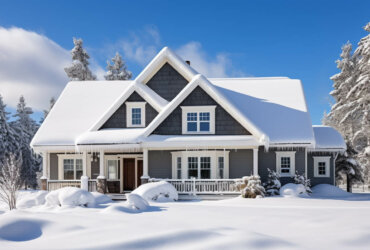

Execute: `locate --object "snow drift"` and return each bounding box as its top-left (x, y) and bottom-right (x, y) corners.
top-left (132, 181), bottom-right (178, 202)
top-left (45, 187), bottom-right (96, 207)
top-left (280, 183), bottom-right (309, 198)
top-left (311, 184), bottom-right (351, 198)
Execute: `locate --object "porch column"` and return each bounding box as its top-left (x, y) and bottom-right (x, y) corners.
top-left (41, 151), bottom-right (48, 191)
top-left (99, 150), bottom-right (105, 177)
top-left (253, 148), bottom-right (258, 176)
top-left (141, 148), bottom-right (149, 184)
top-left (82, 151), bottom-right (87, 177)
top-left (97, 150), bottom-right (106, 194)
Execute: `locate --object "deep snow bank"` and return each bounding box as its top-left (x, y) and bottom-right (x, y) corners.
top-left (45, 187), bottom-right (96, 207)
top-left (280, 183), bottom-right (309, 198)
top-left (132, 181), bottom-right (178, 202)
top-left (311, 184), bottom-right (351, 197)
top-left (102, 194), bottom-right (149, 213)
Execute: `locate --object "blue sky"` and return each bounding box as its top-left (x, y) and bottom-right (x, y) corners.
top-left (0, 0), bottom-right (369, 124)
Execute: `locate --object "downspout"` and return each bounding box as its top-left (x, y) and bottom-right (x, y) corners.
top-left (305, 147), bottom-right (307, 179)
top-left (333, 152), bottom-right (339, 186)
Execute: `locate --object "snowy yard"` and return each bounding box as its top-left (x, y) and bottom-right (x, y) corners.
top-left (1, 186), bottom-right (370, 249)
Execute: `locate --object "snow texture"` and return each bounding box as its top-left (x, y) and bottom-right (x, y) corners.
top-left (80, 176), bottom-right (88, 191)
top-left (132, 181), bottom-right (178, 202)
top-left (126, 194), bottom-right (149, 210)
top-left (45, 187), bottom-right (95, 207)
top-left (17, 191), bottom-right (48, 209)
top-left (280, 183), bottom-right (309, 198)
top-left (311, 184), bottom-right (351, 198)
top-left (312, 125), bottom-right (346, 149)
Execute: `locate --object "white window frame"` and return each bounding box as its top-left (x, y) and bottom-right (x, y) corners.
top-left (58, 154), bottom-right (84, 180)
top-left (105, 155), bottom-right (120, 181)
top-left (313, 156), bottom-right (331, 178)
top-left (181, 106), bottom-right (216, 134)
top-left (276, 151), bottom-right (296, 177)
top-left (171, 151), bottom-right (229, 179)
top-left (126, 102), bottom-right (146, 128)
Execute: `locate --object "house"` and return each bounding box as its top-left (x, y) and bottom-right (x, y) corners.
top-left (31, 47), bottom-right (346, 194)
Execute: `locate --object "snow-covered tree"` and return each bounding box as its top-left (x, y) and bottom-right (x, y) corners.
top-left (104, 52), bottom-right (132, 80)
top-left (39, 97), bottom-right (56, 124)
top-left (294, 171), bottom-right (311, 194)
top-left (324, 23), bottom-right (370, 188)
top-left (0, 153), bottom-right (23, 210)
top-left (0, 95), bottom-right (19, 166)
top-left (263, 168), bottom-right (281, 196)
top-left (64, 38), bottom-right (96, 81)
top-left (10, 96), bottom-right (40, 189)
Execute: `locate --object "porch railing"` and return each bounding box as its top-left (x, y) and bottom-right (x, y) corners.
top-left (149, 178), bottom-right (241, 195)
top-left (47, 179), bottom-right (97, 192)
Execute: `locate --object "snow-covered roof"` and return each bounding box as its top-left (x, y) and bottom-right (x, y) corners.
top-left (31, 47), bottom-right (344, 152)
top-left (312, 126), bottom-right (346, 150)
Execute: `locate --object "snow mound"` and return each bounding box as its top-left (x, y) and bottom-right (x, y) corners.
top-left (0, 219), bottom-right (47, 241)
top-left (132, 181), bottom-right (178, 202)
top-left (45, 187), bottom-right (96, 207)
top-left (18, 191), bottom-right (48, 209)
top-left (102, 194), bottom-right (149, 214)
top-left (280, 183), bottom-right (309, 198)
top-left (127, 194), bottom-right (149, 210)
top-left (311, 184), bottom-right (351, 197)
top-left (91, 192), bottom-right (112, 204)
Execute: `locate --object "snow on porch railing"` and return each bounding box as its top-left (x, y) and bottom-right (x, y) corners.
top-left (47, 179), bottom-right (97, 192)
top-left (149, 178), bottom-right (241, 195)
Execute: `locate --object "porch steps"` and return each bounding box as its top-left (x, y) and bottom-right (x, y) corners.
top-left (108, 194), bottom-right (127, 201)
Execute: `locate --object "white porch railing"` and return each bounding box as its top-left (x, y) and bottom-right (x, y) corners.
top-left (47, 179), bottom-right (97, 192)
top-left (149, 178), bottom-right (241, 195)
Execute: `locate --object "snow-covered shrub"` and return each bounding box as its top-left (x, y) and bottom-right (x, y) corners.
top-left (280, 183), bottom-right (309, 198)
top-left (132, 181), bottom-right (178, 202)
top-left (127, 194), bottom-right (149, 210)
top-left (45, 187), bottom-right (95, 207)
top-left (239, 176), bottom-right (265, 198)
top-left (90, 192), bottom-right (112, 204)
top-left (263, 168), bottom-right (281, 196)
top-left (17, 191), bottom-right (48, 209)
top-left (294, 171), bottom-right (312, 194)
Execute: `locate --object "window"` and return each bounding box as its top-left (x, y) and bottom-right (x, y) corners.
top-left (314, 156), bottom-right (331, 177)
top-left (172, 151), bottom-right (229, 179)
top-left (107, 160), bottom-right (119, 180)
top-left (60, 156), bottom-right (84, 180)
top-left (181, 106), bottom-right (216, 134)
top-left (126, 102), bottom-right (146, 127)
top-left (177, 157), bottom-right (182, 179)
top-left (276, 152), bottom-right (296, 176)
top-left (218, 157), bottom-right (224, 179)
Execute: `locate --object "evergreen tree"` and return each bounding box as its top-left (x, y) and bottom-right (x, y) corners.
top-left (10, 96), bottom-right (40, 189)
top-left (294, 171), bottom-right (312, 194)
top-left (39, 97), bottom-right (56, 124)
top-left (263, 168), bottom-right (281, 196)
top-left (64, 38), bottom-right (96, 81)
top-left (104, 52), bottom-right (132, 80)
top-left (0, 95), bottom-right (19, 165)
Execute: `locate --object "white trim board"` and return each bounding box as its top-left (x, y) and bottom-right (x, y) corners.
top-left (313, 156), bottom-right (331, 178)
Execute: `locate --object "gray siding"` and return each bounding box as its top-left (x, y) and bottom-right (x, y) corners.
top-left (101, 91), bottom-right (158, 129)
top-left (148, 150), bottom-right (172, 178)
top-left (50, 153), bottom-right (58, 180)
top-left (146, 63), bottom-right (189, 101)
top-left (91, 160), bottom-right (100, 179)
top-left (229, 149), bottom-right (253, 178)
top-left (258, 147), bottom-right (305, 185)
top-left (152, 86), bottom-right (251, 135)
top-left (307, 153), bottom-right (334, 186)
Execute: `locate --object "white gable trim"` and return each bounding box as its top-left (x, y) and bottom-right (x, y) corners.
top-left (135, 47), bottom-right (198, 84)
top-left (142, 74), bottom-right (266, 143)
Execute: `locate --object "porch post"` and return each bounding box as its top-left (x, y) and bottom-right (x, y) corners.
top-left (97, 150), bottom-right (106, 193)
top-left (41, 151), bottom-right (48, 191)
top-left (99, 150), bottom-right (105, 177)
top-left (82, 151), bottom-right (87, 177)
top-left (253, 148), bottom-right (258, 176)
top-left (141, 148), bottom-right (149, 184)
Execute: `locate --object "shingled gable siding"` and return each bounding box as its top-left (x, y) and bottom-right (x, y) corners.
top-left (146, 62), bottom-right (189, 101)
top-left (152, 86), bottom-right (251, 135)
top-left (100, 91), bottom-right (158, 129)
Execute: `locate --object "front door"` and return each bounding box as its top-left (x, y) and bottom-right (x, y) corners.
top-left (137, 160), bottom-right (143, 187)
top-left (123, 158), bottom-right (136, 191)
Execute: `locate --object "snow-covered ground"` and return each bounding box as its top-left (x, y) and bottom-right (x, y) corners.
top-left (1, 185), bottom-right (370, 249)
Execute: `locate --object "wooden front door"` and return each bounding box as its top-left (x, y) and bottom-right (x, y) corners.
top-left (123, 158), bottom-right (135, 191)
top-left (137, 160), bottom-right (143, 187)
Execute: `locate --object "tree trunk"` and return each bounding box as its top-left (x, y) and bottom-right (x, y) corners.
top-left (346, 174), bottom-right (352, 193)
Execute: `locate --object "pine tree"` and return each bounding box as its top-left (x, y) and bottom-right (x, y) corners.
top-left (294, 171), bottom-right (312, 194)
top-left (104, 52), bottom-right (132, 80)
top-left (0, 95), bottom-right (19, 166)
top-left (263, 168), bottom-right (281, 196)
top-left (10, 96), bottom-right (40, 189)
top-left (39, 97), bottom-right (56, 124)
top-left (64, 38), bottom-right (96, 81)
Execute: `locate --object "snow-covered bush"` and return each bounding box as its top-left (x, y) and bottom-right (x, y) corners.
top-left (17, 191), bottom-right (48, 209)
top-left (45, 187), bottom-right (95, 207)
top-left (127, 194), bottom-right (149, 210)
top-left (132, 181), bottom-right (178, 202)
top-left (280, 183), bottom-right (309, 198)
top-left (237, 176), bottom-right (265, 198)
top-left (294, 171), bottom-right (312, 194)
top-left (263, 168), bottom-right (281, 196)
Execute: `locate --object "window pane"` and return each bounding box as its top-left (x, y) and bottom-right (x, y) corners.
top-left (280, 157), bottom-right (291, 173)
top-left (188, 157), bottom-right (198, 178)
top-left (108, 160), bottom-right (118, 179)
top-left (199, 112), bottom-right (210, 121)
top-left (63, 159), bottom-right (74, 180)
top-left (132, 108), bottom-right (141, 125)
top-left (218, 157), bottom-right (224, 179)
top-left (187, 122), bottom-right (197, 132)
top-left (318, 162), bottom-right (326, 175)
top-left (177, 157), bottom-right (182, 179)
top-left (200, 157), bottom-right (211, 179)
top-left (200, 122), bottom-right (210, 131)
top-left (187, 112), bottom-right (197, 121)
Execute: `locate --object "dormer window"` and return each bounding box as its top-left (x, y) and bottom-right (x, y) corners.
top-left (181, 106), bottom-right (216, 134)
top-left (126, 102), bottom-right (146, 127)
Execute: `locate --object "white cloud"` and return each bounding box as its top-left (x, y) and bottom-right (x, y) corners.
top-left (0, 27), bottom-right (70, 111)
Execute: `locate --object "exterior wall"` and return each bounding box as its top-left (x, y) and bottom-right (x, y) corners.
top-left (307, 152), bottom-right (334, 186)
top-left (50, 153), bottom-right (58, 180)
top-left (148, 150), bottom-right (172, 179)
top-left (146, 63), bottom-right (189, 101)
top-left (258, 147), bottom-right (306, 185)
top-left (152, 86), bottom-right (251, 135)
top-left (229, 149), bottom-right (253, 178)
top-left (100, 91), bottom-right (158, 129)
top-left (91, 160), bottom-right (100, 179)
